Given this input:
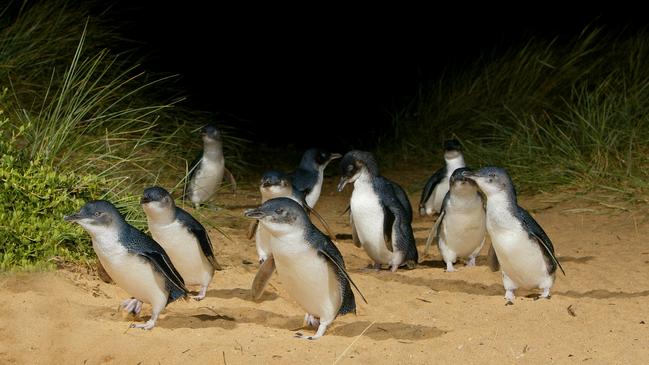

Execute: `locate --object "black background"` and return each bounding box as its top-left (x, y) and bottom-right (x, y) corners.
top-left (111, 3), bottom-right (644, 149)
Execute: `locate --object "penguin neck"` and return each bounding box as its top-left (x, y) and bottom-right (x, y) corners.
top-left (202, 141), bottom-right (223, 161)
top-left (484, 192), bottom-right (518, 227)
top-left (444, 154), bottom-right (465, 175)
top-left (353, 168), bottom-right (374, 187)
top-left (260, 185), bottom-right (292, 203)
top-left (449, 186), bottom-right (481, 208)
top-left (143, 205), bottom-right (176, 226)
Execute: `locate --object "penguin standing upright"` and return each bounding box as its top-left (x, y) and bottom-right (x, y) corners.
top-left (141, 187), bottom-right (222, 300)
top-left (424, 167), bottom-right (486, 271)
top-left (337, 150), bottom-right (418, 271)
top-left (288, 148), bottom-right (342, 208)
top-left (184, 124), bottom-right (236, 207)
top-left (64, 200), bottom-right (188, 330)
top-left (462, 167), bottom-right (565, 304)
top-left (244, 198), bottom-right (366, 340)
top-left (419, 139), bottom-right (465, 216)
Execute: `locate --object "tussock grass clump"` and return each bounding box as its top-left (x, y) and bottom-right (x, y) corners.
top-left (393, 27), bottom-right (649, 200)
top-left (0, 1), bottom-right (247, 269)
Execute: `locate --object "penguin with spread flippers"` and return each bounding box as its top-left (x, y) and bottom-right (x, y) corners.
top-left (244, 198), bottom-right (366, 340)
top-left (64, 200), bottom-right (188, 330)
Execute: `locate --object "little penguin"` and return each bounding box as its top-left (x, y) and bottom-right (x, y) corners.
top-left (244, 197), bottom-right (366, 340)
top-left (419, 139), bottom-right (466, 216)
top-left (252, 170), bottom-right (304, 263)
top-left (184, 124), bottom-right (236, 207)
top-left (337, 150), bottom-right (418, 271)
top-left (288, 148), bottom-right (342, 208)
top-left (141, 186), bottom-right (222, 300)
top-left (424, 167), bottom-right (486, 272)
top-left (462, 167), bottom-right (565, 304)
top-left (64, 200), bottom-right (188, 330)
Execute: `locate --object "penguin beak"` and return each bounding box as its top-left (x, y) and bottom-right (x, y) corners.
top-left (63, 212), bottom-right (82, 222)
top-left (337, 177), bottom-right (349, 192)
top-left (244, 208), bottom-right (266, 220)
top-left (140, 196), bottom-right (151, 204)
top-left (461, 170), bottom-right (477, 179)
top-left (329, 153), bottom-right (343, 161)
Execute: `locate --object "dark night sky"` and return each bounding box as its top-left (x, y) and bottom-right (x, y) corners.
top-left (111, 4), bottom-right (645, 148)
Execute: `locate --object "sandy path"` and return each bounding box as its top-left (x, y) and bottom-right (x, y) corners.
top-left (1, 170), bottom-right (649, 364)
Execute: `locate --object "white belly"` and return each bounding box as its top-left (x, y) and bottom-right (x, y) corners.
top-left (431, 180), bottom-right (449, 213)
top-left (350, 184), bottom-right (393, 264)
top-left (488, 221), bottom-right (550, 289)
top-left (441, 203), bottom-right (486, 258)
top-left (92, 236), bottom-right (168, 308)
top-left (149, 221), bottom-right (213, 287)
top-left (255, 224), bottom-right (273, 262)
top-left (190, 158), bottom-right (224, 204)
top-left (270, 235), bottom-right (341, 322)
top-left (306, 173), bottom-right (323, 208)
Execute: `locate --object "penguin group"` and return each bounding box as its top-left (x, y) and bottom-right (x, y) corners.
top-left (64, 125), bottom-right (565, 338)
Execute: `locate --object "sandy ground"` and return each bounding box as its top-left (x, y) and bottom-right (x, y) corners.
top-left (2, 169), bottom-right (649, 365)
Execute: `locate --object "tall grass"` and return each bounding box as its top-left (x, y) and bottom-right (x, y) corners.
top-left (391, 27), bottom-right (649, 201)
top-left (0, 1), bottom-right (247, 269)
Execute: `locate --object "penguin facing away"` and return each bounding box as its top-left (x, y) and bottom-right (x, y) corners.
top-left (288, 148), bottom-right (342, 209)
top-left (184, 124), bottom-right (236, 207)
top-left (424, 167), bottom-right (486, 272)
top-left (419, 139), bottom-right (466, 216)
top-left (64, 200), bottom-right (188, 330)
top-left (141, 186), bottom-right (222, 301)
top-left (462, 167), bottom-right (565, 304)
top-left (244, 197), bottom-right (366, 340)
top-left (337, 150), bottom-right (418, 271)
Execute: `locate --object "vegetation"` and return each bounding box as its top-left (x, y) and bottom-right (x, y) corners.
top-left (390, 27), bottom-right (649, 203)
top-left (0, 2), bottom-right (244, 269)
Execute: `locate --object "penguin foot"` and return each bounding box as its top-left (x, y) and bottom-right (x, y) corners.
top-left (192, 286), bottom-right (208, 301)
top-left (303, 314), bottom-right (320, 328)
top-left (505, 300), bottom-right (514, 306)
top-left (465, 257), bottom-right (476, 267)
top-left (504, 289), bottom-right (515, 305)
top-left (129, 319), bottom-right (156, 330)
top-left (445, 262), bottom-right (456, 272)
top-left (295, 322), bottom-right (328, 340)
top-left (121, 298), bottom-right (143, 316)
top-left (536, 288), bottom-right (551, 300)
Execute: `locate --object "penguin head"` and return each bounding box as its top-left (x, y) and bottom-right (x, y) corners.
top-left (244, 197), bottom-right (307, 235)
top-left (300, 148), bottom-right (342, 169)
top-left (462, 166), bottom-right (516, 198)
top-left (201, 124), bottom-right (222, 143)
top-left (443, 139), bottom-right (463, 160)
top-left (141, 186), bottom-right (175, 218)
top-left (337, 150), bottom-right (379, 191)
top-left (259, 170), bottom-right (292, 198)
top-left (449, 167), bottom-right (478, 195)
top-left (64, 200), bottom-right (125, 232)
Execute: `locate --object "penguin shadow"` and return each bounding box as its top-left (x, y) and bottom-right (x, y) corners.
top-left (555, 289), bottom-right (649, 299)
top-left (418, 254), bottom-right (490, 269)
top-left (358, 270), bottom-right (503, 297)
top-left (206, 287), bottom-right (279, 302)
top-left (330, 321), bottom-right (446, 341)
top-left (557, 255), bottom-right (595, 264)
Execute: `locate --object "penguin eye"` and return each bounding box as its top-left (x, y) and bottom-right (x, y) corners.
top-left (275, 208), bottom-right (284, 214)
top-left (94, 211), bottom-right (101, 217)
top-left (346, 165), bottom-right (354, 172)
top-left (489, 173), bottom-right (496, 178)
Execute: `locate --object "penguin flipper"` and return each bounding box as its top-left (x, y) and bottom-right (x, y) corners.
top-left (389, 180), bottom-right (413, 221)
top-left (247, 220), bottom-right (259, 240)
top-left (251, 255), bottom-right (276, 301)
top-left (307, 206), bottom-right (336, 239)
top-left (288, 168), bottom-right (317, 200)
top-left (518, 207), bottom-right (566, 276)
top-left (224, 167), bottom-right (237, 193)
top-left (183, 152), bottom-right (203, 200)
top-left (382, 205), bottom-right (395, 252)
top-left (177, 208), bottom-right (222, 271)
top-left (384, 200), bottom-right (419, 265)
top-left (309, 231), bottom-right (367, 304)
top-left (425, 209), bottom-right (445, 256)
top-left (135, 249), bottom-right (188, 302)
top-left (350, 213), bottom-right (361, 248)
top-left (419, 167), bottom-right (445, 215)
